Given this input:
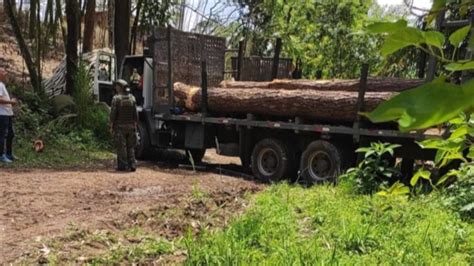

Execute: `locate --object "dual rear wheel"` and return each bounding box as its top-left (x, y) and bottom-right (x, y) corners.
top-left (250, 138), bottom-right (341, 184)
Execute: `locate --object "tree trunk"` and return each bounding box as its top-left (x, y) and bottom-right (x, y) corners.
top-left (59, 8), bottom-right (68, 51)
top-left (129, 0), bottom-right (142, 55)
top-left (220, 78), bottom-right (424, 92)
top-left (65, 0), bottom-right (80, 95)
top-left (83, 0), bottom-right (96, 52)
top-left (4, 0), bottom-right (41, 91)
top-left (36, 0), bottom-right (42, 95)
top-left (114, 0), bottom-right (130, 72)
top-left (53, 0), bottom-right (62, 46)
top-left (29, 0), bottom-right (37, 39)
top-left (107, 0), bottom-right (114, 48)
top-left (174, 83), bottom-right (396, 122)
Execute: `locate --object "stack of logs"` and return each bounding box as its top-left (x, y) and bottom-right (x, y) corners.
top-left (173, 78), bottom-right (424, 122)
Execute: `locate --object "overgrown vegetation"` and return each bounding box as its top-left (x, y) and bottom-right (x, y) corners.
top-left (343, 142), bottom-right (401, 194)
top-left (185, 183), bottom-right (473, 265)
top-left (1, 63), bottom-right (113, 169)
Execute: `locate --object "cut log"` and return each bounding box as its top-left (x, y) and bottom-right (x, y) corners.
top-left (220, 78), bottom-right (424, 92)
top-left (219, 80), bottom-right (271, 89)
top-left (174, 82), bottom-right (396, 122)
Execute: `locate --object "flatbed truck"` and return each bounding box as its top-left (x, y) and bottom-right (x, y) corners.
top-left (104, 27), bottom-right (439, 184)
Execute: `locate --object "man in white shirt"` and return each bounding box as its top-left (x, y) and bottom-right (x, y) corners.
top-left (0, 68), bottom-right (17, 163)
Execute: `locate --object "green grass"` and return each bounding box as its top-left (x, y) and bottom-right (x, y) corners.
top-left (185, 183), bottom-right (474, 265)
top-left (0, 134), bottom-right (114, 169)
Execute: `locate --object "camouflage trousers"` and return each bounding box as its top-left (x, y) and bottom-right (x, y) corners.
top-left (114, 127), bottom-right (137, 169)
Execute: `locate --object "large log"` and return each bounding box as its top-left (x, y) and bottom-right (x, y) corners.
top-left (220, 78), bottom-right (423, 92)
top-left (174, 82), bottom-right (396, 122)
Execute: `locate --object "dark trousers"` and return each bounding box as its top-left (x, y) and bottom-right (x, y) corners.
top-left (0, 115), bottom-right (14, 156)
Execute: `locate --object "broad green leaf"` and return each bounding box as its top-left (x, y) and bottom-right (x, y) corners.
top-left (423, 31), bottom-right (445, 49)
top-left (364, 78), bottom-right (474, 131)
top-left (356, 147), bottom-right (370, 153)
top-left (380, 27), bottom-right (424, 56)
top-left (434, 150), bottom-right (447, 165)
top-left (440, 152), bottom-right (466, 167)
top-left (436, 169), bottom-right (458, 186)
top-left (468, 145), bottom-right (474, 160)
top-left (450, 125), bottom-right (469, 139)
top-left (449, 25), bottom-right (471, 48)
top-left (445, 61), bottom-right (474, 71)
top-left (449, 113), bottom-right (466, 124)
top-left (410, 169), bottom-right (431, 186)
top-left (377, 181), bottom-right (409, 196)
top-left (367, 20), bottom-right (408, 34)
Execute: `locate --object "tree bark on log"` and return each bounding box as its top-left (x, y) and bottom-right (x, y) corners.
top-left (174, 83), bottom-right (396, 122)
top-left (220, 78), bottom-right (423, 92)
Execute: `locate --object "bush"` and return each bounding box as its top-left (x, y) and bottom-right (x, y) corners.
top-left (443, 163), bottom-right (474, 221)
top-left (73, 61), bottom-right (112, 147)
top-left (342, 142), bottom-right (401, 194)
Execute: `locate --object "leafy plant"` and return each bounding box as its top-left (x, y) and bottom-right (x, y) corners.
top-left (364, 19), bottom-right (474, 131)
top-left (408, 113), bottom-right (474, 188)
top-left (73, 60), bottom-right (112, 146)
top-left (342, 142), bottom-right (401, 194)
top-left (442, 163), bottom-right (474, 220)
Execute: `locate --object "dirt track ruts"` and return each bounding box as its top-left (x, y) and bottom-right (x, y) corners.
top-left (0, 151), bottom-right (265, 264)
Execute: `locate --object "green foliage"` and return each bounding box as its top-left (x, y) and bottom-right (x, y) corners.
top-left (442, 163), bottom-right (474, 221)
top-left (341, 142), bottom-right (401, 194)
top-left (0, 67), bottom-right (113, 169)
top-left (185, 183), bottom-right (473, 265)
top-left (364, 78), bottom-right (474, 131)
top-left (228, 0), bottom-right (385, 78)
top-left (73, 61), bottom-right (112, 147)
top-left (139, 0), bottom-right (173, 33)
top-left (365, 18), bottom-right (474, 131)
top-left (405, 113), bottom-right (474, 190)
top-left (73, 60), bottom-right (94, 127)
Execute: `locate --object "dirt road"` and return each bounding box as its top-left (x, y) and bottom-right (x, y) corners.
top-left (0, 151), bottom-right (264, 264)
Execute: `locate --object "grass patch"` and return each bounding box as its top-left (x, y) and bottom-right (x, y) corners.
top-left (0, 132), bottom-right (114, 169)
top-left (185, 183), bottom-right (474, 265)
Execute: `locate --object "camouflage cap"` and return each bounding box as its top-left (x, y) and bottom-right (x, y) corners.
top-left (114, 79), bottom-right (129, 88)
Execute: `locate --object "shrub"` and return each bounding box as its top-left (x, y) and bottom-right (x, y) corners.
top-left (443, 163), bottom-right (474, 221)
top-left (342, 142), bottom-right (401, 194)
top-left (73, 61), bottom-right (112, 147)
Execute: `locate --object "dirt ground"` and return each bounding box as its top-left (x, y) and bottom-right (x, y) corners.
top-left (0, 150), bottom-right (265, 264)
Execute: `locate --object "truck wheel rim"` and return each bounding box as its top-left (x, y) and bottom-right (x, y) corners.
top-left (308, 151), bottom-right (332, 181)
top-left (257, 148), bottom-right (279, 177)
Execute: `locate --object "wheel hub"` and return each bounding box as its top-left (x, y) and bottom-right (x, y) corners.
top-left (308, 151), bottom-right (332, 181)
top-left (257, 148), bottom-right (280, 176)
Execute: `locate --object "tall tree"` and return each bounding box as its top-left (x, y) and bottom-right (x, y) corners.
top-left (108, 0), bottom-right (115, 48)
top-left (66, 0), bottom-right (80, 95)
top-left (83, 0), bottom-right (96, 52)
top-left (4, 0), bottom-right (41, 91)
top-left (29, 0), bottom-right (37, 39)
top-left (130, 0), bottom-right (142, 55)
top-left (114, 0), bottom-right (130, 71)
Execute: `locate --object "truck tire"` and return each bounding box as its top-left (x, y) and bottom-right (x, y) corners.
top-left (186, 149), bottom-right (206, 164)
top-left (135, 122), bottom-right (151, 160)
top-left (251, 138), bottom-right (292, 182)
top-left (299, 140), bottom-right (341, 184)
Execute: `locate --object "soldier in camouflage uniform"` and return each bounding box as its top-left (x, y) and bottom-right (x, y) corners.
top-left (109, 79), bottom-right (139, 171)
